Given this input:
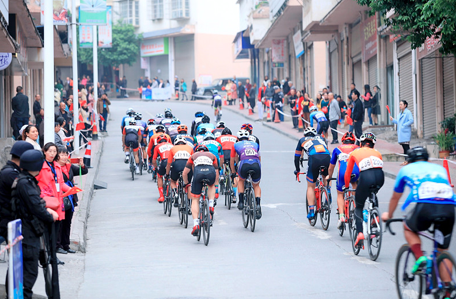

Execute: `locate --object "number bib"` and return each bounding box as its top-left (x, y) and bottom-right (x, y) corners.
top-left (159, 144), bottom-right (172, 153)
top-left (174, 151), bottom-right (190, 160)
top-left (338, 153), bottom-right (349, 162)
top-left (418, 182), bottom-right (453, 200)
top-left (358, 156), bottom-right (383, 171)
top-left (194, 156), bottom-right (213, 166)
top-left (220, 136), bottom-right (237, 143)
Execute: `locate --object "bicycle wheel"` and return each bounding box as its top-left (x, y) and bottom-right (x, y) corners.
top-left (226, 175), bottom-right (232, 210)
top-left (166, 183), bottom-right (172, 217)
top-left (348, 199), bottom-right (360, 255)
top-left (242, 191), bottom-right (249, 228)
top-left (197, 199), bottom-right (202, 242)
top-left (130, 151), bottom-right (135, 181)
top-left (139, 151), bottom-right (143, 175)
top-left (183, 193), bottom-right (189, 229)
top-left (395, 244), bottom-right (424, 299)
top-left (249, 188), bottom-right (257, 232)
top-left (305, 196), bottom-right (317, 226)
top-left (368, 207), bottom-right (383, 261)
top-left (435, 252), bottom-right (456, 299)
top-left (163, 180), bottom-right (168, 215)
top-left (320, 187), bottom-right (331, 231)
top-left (203, 199), bottom-right (211, 246)
top-left (178, 183), bottom-right (184, 225)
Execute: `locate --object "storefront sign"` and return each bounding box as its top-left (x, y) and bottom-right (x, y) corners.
top-left (79, 25), bottom-right (93, 48)
top-left (98, 6), bottom-right (112, 48)
top-left (361, 15), bottom-right (377, 62)
top-left (417, 35), bottom-right (442, 60)
top-left (41, 0), bottom-right (69, 25)
top-left (293, 31), bottom-right (304, 58)
top-left (79, 0), bottom-right (107, 25)
top-left (140, 38), bottom-right (169, 57)
top-left (272, 39), bottom-right (285, 63)
top-left (0, 53), bottom-right (12, 71)
top-left (389, 34), bottom-right (401, 43)
top-left (272, 62), bottom-right (284, 68)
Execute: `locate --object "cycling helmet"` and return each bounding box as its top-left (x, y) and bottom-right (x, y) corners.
top-left (134, 113), bottom-right (142, 120)
top-left (202, 115), bottom-right (210, 123)
top-left (241, 123), bottom-right (253, 133)
top-left (341, 132), bottom-right (356, 144)
top-left (174, 135), bottom-right (187, 145)
top-left (171, 118), bottom-right (181, 125)
top-left (222, 127), bottom-right (232, 135)
top-left (177, 125), bottom-right (188, 133)
top-left (164, 108), bottom-right (172, 113)
top-left (195, 111), bottom-right (204, 117)
top-left (237, 129), bottom-right (250, 140)
top-left (157, 135), bottom-right (168, 144)
top-left (147, 119), bottom-right (155, 125)
top-left (310, 106), bottom-right (318, 112)
top-left (304, 127), bottom-right (317, 137)
top-left (360, 132), bottom-right (376, 144)
top-left (164, 111), bottom-right (173, 118)
top-left (126, 108), bottom-right (135, 115)
top-left (156, 113), bottom-right (164, 118)
top-left (155, 125), bottom-right (165, 132)
top-left (407, 146), bottom-right (429, 163)
top-left (195, 145), bottom-right (209, 152)
top-left (198, 128), bottom-right (207, 135)
top-left (216, 121), bottom-right (226, 128)
top-left (204, 132), bottom-right (215, 140)
top-left (128, 120), bottom-right (136, 125)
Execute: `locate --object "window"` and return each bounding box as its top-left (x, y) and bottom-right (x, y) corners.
top-left (119, 0), bottom-right (139, 26)
top-left (171, 0), bottom-right (190, 19)
top-left (152, 0), bottom-right (164, 19)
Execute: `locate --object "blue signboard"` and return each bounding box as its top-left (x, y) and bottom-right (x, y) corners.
top-left (8, 219), bottom-right (23, 299)
top-left (142, 88), bottom-right (152, 100)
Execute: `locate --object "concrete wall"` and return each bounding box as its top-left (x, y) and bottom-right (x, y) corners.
top-left (314, 41), bottom-right (327, 92)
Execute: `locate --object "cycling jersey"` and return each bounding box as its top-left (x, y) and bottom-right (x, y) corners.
top-left (197, 123), bottom-right (215, 134)
top-left (394, 161), bottom-right (456, 210)
top-left (169, 144), bottom-right (193, 162)
top-left (161, 118), bottom-right (173, 127)
top-left (212, 128), bottom-right (224, 138)
top-left (176, 134), bottom-right (196, 147)
top-left (216, 135), bottom-right (238, 150)
top-left (136, 120), bottom-right (148, 145)
top-left (198, 140), bottom-right (223, 165)
top-left (186, 152), bottom-right (219, 169)
top-left (344, 147), bottom-right (383, 187)
top-left (309, 111), bottom-right (327, 127)
top-left (168, 124), bottom-right (179, 140)
top-left (231, 140), bottom-right (261, 182)
top-left (295, 135), bottom-right (329, 157)
top-left (152, 142), bottom-right (173, 161)
top-left (147, 124), bottom-right (158, 139)
top-left (330, 144), bottom-right (359, 191)
top-left (248, 135), bottom-right (260, 149)
top-left (186, 152), bottom-right (219, 196)
top-left (191, 117), bottom-right (203, 136)
top-left (147, 133), bottom-right (171, 157)
top-left (123, 125), bottom-right (142, 150)
top-left (121, 115), bottom-right (135, 129)
top-left (195, 134), bottom-right (205, 144)
top-left (154, 118), bottom-right (164, 125)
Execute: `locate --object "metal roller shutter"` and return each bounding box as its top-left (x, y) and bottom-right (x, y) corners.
top-left (353, 61), bottom-right (362, 91)
top-left (351, 23), bottom-right (361, 56)
top-left (443, 58), bottom-right (455, 119)
top-left (421, 59), bottom-right (437, 138)
top-left (368, 56), bottom-right (377, 88)
top-left (397, 41), bottom-right (411, 59)
top-left (330, 50), bottom-right (339, 93)
top-left (399, 53), bottom-right (413, 115)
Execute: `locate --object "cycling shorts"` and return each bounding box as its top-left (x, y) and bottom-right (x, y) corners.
top-left (317, 120), bottom-right (329, 134)
top-left (306, 154), bottom-right (330, 183)
top-left (191, 165), bottom-right (216, 197)
top-left (223, 149), bottom-right (231, 165)
top-left (238, 160), bottom-right (261, 183)
top-left (157, 159), bottom-right (168, 176)
top-left (337, 164), bottom-right (359, 192)
top-left (125, 135), bottom-right (139, 151)
top-left (406, 203), bottom-right (455, 249)
top-left (170, 160), bottom-right (193, 182)
top-left (214, 99), bottom-right (222, 109)
top-left (354, 168), bottom-right (384, 209)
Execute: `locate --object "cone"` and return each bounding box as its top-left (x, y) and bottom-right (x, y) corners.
top-left (92, 123), bottom-right (99, 140)
top-left (83, 141), bottom-right (92, 168)
top-left (223, 96), bottom-right (227, 106)
top-left (248, 104), bottom-right (253, 115)
top-left (274, 108), bottom-right (280, 123)
top-left (266, 108), bottom-right (272, 122)
top-left (443, 158), bottom-right (454, 187)
top-left (240, 102), bottom-right (244, 110)
top-left (298, 116), bottom-right (304, 132)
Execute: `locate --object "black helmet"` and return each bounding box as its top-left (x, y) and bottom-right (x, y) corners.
top-left (202, 115), bottom-right (210, 123)
top-left (222, 127), bottom-right (232, 135)
top-left (407, 146), bottom-right (429, 163)
top-left (164, 111), bottom-right (173, 118)
top-left (155, 125), bottom-right (165, 132)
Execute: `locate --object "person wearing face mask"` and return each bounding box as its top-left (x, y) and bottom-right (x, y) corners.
top-left (22, 125), bottom-right (41, 150)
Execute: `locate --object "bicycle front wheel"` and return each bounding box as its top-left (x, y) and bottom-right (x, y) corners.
top-left (197, 201), bottom-right (202, 242)
top-left (226, 175), bottom-right (232, 210)
top-left (242, 191), bottom-right (249, 228)
top-left (320, 187), bottom-right (331, 231)
top-left (163, 181), bottom-right (168, 215)
top-left (178, 185), bottom-right (184, 225)
top-left (435, 252), bottom-right (456, 299)
top-left (348, 199), bottom-right (360, 255)
top-left (166, 184), bottom-right (172, 217)
top-left (202, 200), bottom-right (211, 246)
top-left (395, 244), bottom-right (423, 299)
top-left (130, 151), bottom-right (135, 181)
top-left (249, 188), bottom-right (256, 232)
top-left (368, 207), bottom-right (382, 261)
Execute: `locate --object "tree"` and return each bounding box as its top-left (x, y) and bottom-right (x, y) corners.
top-left (357, 0), bottom-right (456, 55)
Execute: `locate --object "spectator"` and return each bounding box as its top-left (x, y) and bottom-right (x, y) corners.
top-left (54, 121), bottom-right (64, 147)
top-left (390, 100), bottom-right (414, 159)
top-left (371, 85), bottom-right (381, 125)
top-left (174, 76), bottom-right (179, 98)
top-left (138, 76), bottom-right (144, 94)
top-left (143, 77), bottom-right (150, 88)
top-left (321, 93), bottom-right (330, 120)
top-left (245, 79), bottom-right (252, 97)
top-left (248, 83), bottom-right (257, 113)
top-left (97, 93), bottom-right (111, 132)
top-left (272, 77), bottom-right (280, 87)
top-left (302, 93), bottom-right (312, 129)
top-left (348, 83), bottom-right (356, 101)
top-left (191, 79), bottom-right (197, 101)
top-left (229, 79), bottom-right (237, 106)
top-left (80, 85), bottom-right (87, 104)
top-left (322, 87), bottom-right (329, 94)
top-left (272, 86), bottom-right (284, 122)
top-left (226, 79), bottom-right (233, 105)
top-left (55, 102), bottom-right (70, 130)
top-left (329, 93), bottom-right (341, 144)
top-left (11, 149), bottom-right (58, 299)
top-left (233, 75), bottom-right (239, 86)
top-left (33, 95), bottom-right (42, 129)
top-left (165, 80), bottom-right (170, 87)
top-left (159, 79), bottom-right (164, 88)
top-left (362, 84), bottom-right (373, 126)
top-left (180, 79), bottom-right (188, 101)
top-left (80, 75), bottom-right (87, 87)
top-left (64, 77), bottom-right (71, 97)
top-left (338, 95), bottom-right (347, 124)
top-left (56, 147), bottom-right (88, 254)
top-left (151, 78), bottom-right (158, 89)
top-left (345, 99), bottom-right (354, 133)
top-left (238, 81), bottom-right (245, 107)
top-left (257, 82), bottom-right (266, 119)
top-left (315, 93), bottom-right (322, 110)
top-left (282, 79), bottom-right (290, 95)
top-left (121, 76), bottom-right (128, 97)
top-left (287, 88), bottom-right (298, 128)
top-left (352, 90), bottom-right (364, 143)
top-left (23, 125), bottom-right (41, 150)
top-left (79, 100), bottom-right (91, 143)
top-left (11, 86), bottom-right (30, 139)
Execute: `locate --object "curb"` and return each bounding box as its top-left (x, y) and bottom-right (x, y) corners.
top-left (70, 139), bottom-right (104, 253)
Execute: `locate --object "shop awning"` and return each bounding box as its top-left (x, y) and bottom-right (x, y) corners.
top-left (143, 25), bottom-right (195, 40)
top-left (320, 0), bottom-right (369, 26)
top-left (233, 30), bottom-right (253, 59)
top-left (255, 0), bottom-right (302, 48)
top-left (10, 0), bottom-right (43, 48)
top-left (302, 25), bottom-right (339, 42)
top-left (0, 16), bottom-right (18, 52)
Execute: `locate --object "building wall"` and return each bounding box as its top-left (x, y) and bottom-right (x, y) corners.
top-left (313, 41), bottom-right (327, 92)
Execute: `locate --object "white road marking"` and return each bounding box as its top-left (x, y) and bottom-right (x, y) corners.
top-left (263, 203), bottom-right (305, 209)
top-left (261, 150), bottom-right (295, 153)
top-left (343, 252), bottom-right (378, 265)
top-left (294, 222), bottom-right (331, 239)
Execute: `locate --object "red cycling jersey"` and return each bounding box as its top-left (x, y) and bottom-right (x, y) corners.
top-left (216, 135), bottom-right (238, 150)
top-left (153, 142), bottom-right (173, 161)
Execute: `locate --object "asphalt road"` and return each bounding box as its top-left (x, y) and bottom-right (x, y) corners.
top-left (77, 99), bottom-right (455, 299)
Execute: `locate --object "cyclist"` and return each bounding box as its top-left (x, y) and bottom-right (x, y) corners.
top-left (216, 127), bottom-right (239, 202)
top-left (294, 127), bottom-right (330, 220)
top-left (198, 132), bottom-right (224, 202)
top-left (326, 132), bottom-right (359, 229)
top-left (147, 119), bottom-right (157, 139)
top-left (241, 123), bottom-right (260, 149)
top-left (122, 120), bottom-right (142, 174)
top-left (183, 145), bottom-right (219, 236)
top-left (152, 135), bottom-right (173, 203)
top-left (230, 129), bottom-right (262, 218)
top-left (120, 108), bottom-right (136, 132)
top-left (197, 115), bottom-right (215, 134)
top-left (176, 125), bottom-right (196, 147)
top-left (212, 121), bottom-right (226, 138)
top-left (212, 90), bottom-right (222, 118)
top-left (344, 132), bottom-right (384, 249)
top-left (168, 118), bottom-right (181, 142)
top-left (381, 146), bottom-right (455, 274)
top-left (155, 113), bottom-right (165, 125)
top-left (164, 108), bottom-right (173, 119)
top-left (309, 106), bottom-right (329, 139)
top-left (135, 113), bottom-right (148, 168)
top-left (166, 135), bottom-right (194, 207)
top-left (147, 125), bottom-right (171, 173)
top-left (195, 128), bottom-right (208, 144)
top-left (191, 111), bottom-right (205, 136)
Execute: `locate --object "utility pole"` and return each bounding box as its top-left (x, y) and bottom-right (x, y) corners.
top-left (72, 0), bottom-right (79, 152)
top-left (44, 0), bottom-right (55, 144)
top-left (92, 25), bottom-right (99, 139)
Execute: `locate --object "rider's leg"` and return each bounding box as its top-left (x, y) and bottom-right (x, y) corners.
top-left (337, 191), bottom-right (344, 218)
top-left (306, 182), bottom-right (316, 206)
top-left (237, 178), bottom-right (245, 209)
top-left (134, 151), bottom-right (139, 164)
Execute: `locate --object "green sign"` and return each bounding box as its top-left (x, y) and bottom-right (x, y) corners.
top-left (79, 0), bottom-right (107, 24)
top-left (272, 62), bottom-right (284, 68)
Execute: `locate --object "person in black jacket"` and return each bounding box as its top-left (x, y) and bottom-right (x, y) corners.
top-left (0, 142), bottom-right (34, 240)
top-left (238, 81), bottom-right (245, 106)
top-left (11, 150), bottom-right (58, 299)
top-left (33, 95), bottom-right (42, 129)
top-left (351, 89), bottom-right (364, 143)
top-left (191, 79), bottom-right (198, 101)
top-left (11, 86), bottom-right (30, 139)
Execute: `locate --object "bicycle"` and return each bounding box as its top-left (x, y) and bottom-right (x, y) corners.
top-left (338, 189), bottom-right (355, 237)
top-left (196, 179), bottom-right (211, 246)
top-left (241, 170), bottom-right (258, 232)
top-left (215, 107), bottom-right (222, 123)
top-left (162, 175), bottom-right (172, 217)
top-left (348, 185), bottom-right (383, 261)
top-left (177, 171), bottom-right (190, 228)
top-left (296, 167), bottom-right (334, 230)
top-left (385, 218), bottom-right (456, 299)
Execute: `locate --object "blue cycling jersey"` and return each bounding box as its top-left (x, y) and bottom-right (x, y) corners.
top-left (309, 111), bottom-right (327, 127)
top-left (198, 140), bottom-right (223, 165)
top-left (330, 144), bottom-right (359, 191)
top-left (394, 161), bottom-right (456, 210)
top-left (197, 123), bottom-right (215, 133)
top-left (121, 115), bottom-right (135, 128)
top-left (295, 136), bottom-right (329, 156)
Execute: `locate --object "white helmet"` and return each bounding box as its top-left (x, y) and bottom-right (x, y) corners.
top-left (304, 127), bottom-right (317, 137)
top-left (237, 129), bottom-right (250, 140)
top-left (174, 135), bottom-right (187, 145)
top-left (310, 106), bottom-right (318, 112)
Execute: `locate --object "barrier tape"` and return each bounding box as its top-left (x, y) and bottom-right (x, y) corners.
top-left (69, 142), bottom-right (89, 155)
top-left (0, 235), bottom-right (23, 255)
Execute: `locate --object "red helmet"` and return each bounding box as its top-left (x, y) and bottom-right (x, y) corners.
top-left (157, 135), bottom-right (168, 144)
top-left (177, 125), bottom-right (188, 133)
top-left (195, 145), bottom-right (209, 152)
top-left (241, 123), bottom-right (253, 133)
top-left (341, 132), bottom-right (356, 144)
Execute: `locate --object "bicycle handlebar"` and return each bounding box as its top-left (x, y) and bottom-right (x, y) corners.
top-left (296, 172), bottom-right (306, 183)
top-left (384, 218), bottom-right (404, 236)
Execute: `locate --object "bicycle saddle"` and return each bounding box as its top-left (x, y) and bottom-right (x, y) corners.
top-left (201, 178), bottom-right (211, 185)
top-left (247, 170), bottom-right (256, 176)
top-left (319, 166), bottom-right (327, 173)
top-left (369, 185), bottom-right (381, 193)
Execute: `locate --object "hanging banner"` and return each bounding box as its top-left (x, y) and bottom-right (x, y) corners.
top-left (79, 0), bottom-right (107, 25)
top-left (361, 15), bottom-right (377, 62)
top-left (272, 39), bottom-right (286, 63)
top-left (293, 31), bottom-right (304, 58)
top-left (152, 86), bottom-right (172, 100)
top-left (79, 26), bottom-right (93, 48)
top-left (8, 220), bottom-right (23, 299)
top-left (0, 53), bottom-right (12, 71)
top-left (98, 6), bottom-right (112, 48)
top-left (140, 38), bottom-right (169, 57)
top-left (41, 0), bottom-right (69, 25)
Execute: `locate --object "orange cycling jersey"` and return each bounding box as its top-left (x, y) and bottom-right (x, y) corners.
top-left (153, 142), bottom-right (173, 161)
top-left (216, 135), bottom-right (238, 150)
top-left (168, 144), bottom-right (193, 163)
top-left (344, 147), bottom-right (383, 187)
top-left (147, 133), bottom-right (171, 157)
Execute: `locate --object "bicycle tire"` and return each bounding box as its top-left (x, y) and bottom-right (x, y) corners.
top-left (166, 183), bottom-right (172, 217)
top-left (203, 198), bottom-right (211, 246)
top-left (139, 151), bottom-right (143, 176)
top-left (348, 199), bottom-right (360, 255)
top-left (163, 180), bottom-right (168, 215)
top-left (242, 190), bottom-right (249, 228)
top-left (435, 252), bottom-right (456, 299)
top-left (130, 150), bottom-right (135, 181)
top-left (197, 199), bottom-right (202, 242)
top-left (368, 207), bottom-right (383, 261)
top-left (305, 196), bottom-right (317, 226)
top-left (178, 181), bottom-right (184, 225)
top-left (183, 193), bottom-right (189, 229)
top-left (227, 175), bottom-right (232, 210)
top-left (395, 244), bottom-right (423, 299)
top-left (249, 187), bottom-right (256, 232)
top-left (320, 187), bottom-right (331, 231)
